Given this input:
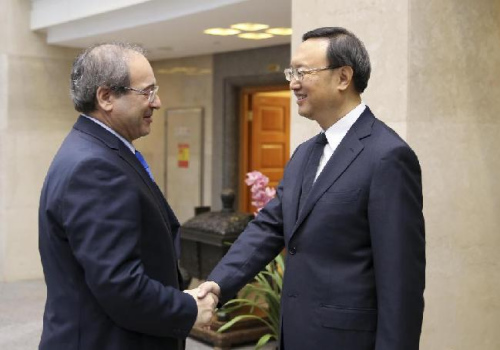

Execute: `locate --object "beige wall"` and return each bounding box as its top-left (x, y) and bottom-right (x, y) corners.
top-left (292, 0), bottom-right (500, 348)
top-left (409, 1), bottom-right (500, 349)
top-left (145, 56), bottom-right (213, 219)
top-left (0, 0), bottom-right (8, 281)
top-left (0, 0), bottom-right (79, 281)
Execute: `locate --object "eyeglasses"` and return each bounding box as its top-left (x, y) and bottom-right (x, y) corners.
top-left (284, 66), bottom-right (338, 82)
top-left (122, 85), bottom-right (159, 103)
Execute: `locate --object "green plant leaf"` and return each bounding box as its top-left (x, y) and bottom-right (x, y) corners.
top-left (217, 314), bottom-right (273, 333)
top-left (219, 299), bottom-right (268, 316)
top-left (218, 254), bottom-right (284, 342)
top-left (255, 333), bottom-right (274, 349)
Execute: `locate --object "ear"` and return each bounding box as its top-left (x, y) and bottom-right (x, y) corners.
top-left (96, 86), bottom-right (114, 112)
top-left (337, 66), bottom-right (354, 92)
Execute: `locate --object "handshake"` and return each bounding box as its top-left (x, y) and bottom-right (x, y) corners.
top-left (183, 281), bottom-right (221, 328)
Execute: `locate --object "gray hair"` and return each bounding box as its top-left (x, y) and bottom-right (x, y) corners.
top-left (302, 27), bottom-right (371, 93)
top-left (70, 42), bottom-right (146, 114)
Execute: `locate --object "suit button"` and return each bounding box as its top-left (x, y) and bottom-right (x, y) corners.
top-left (289, 247), bottom-right (297, 255)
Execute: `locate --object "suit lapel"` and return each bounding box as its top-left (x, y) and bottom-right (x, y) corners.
top-left (118, 143), bottom-right (175, 234)
top-left (290, 139), bottom-right (316, 224)
top-left (74, 115), bottom-right (176, 238)
top-left (291, 109), bottom-right (374, 234)
top-left (119, 144), bottom-right (183, 258)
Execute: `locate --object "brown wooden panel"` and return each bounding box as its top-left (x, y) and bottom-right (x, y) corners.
top-left (260, 144), bottom-right (284, 168)
top-left (260, 107), bottom-right (285, 132)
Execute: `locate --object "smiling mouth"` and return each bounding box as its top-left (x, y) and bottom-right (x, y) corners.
top-left (295, 94), bottom-right (307, 102)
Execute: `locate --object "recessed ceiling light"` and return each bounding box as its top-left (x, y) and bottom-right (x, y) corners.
top-left (231, 23), bottom-right (269, 31)
top-left (204, 28), bottom-right (241, 36)
top-left (266, 28), bottom-right (292, 36)
top-left (238, 33), bottom-right (274, 40)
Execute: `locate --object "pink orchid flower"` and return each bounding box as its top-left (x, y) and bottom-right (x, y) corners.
top-left (246, 171), bottom-right (276, 215)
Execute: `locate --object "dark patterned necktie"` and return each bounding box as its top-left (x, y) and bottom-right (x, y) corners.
top-left (299, 132), bottom-right (328, 213)
top-left (135, 150), bottom-right (154, 181)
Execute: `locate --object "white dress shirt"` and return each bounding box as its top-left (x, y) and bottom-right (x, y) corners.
top-left (314, 102), bottom-right (366, 181)
top-left (82, 115), bottom-right (135, 154)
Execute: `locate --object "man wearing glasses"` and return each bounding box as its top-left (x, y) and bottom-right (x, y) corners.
top-left (199, 27), bottom-right (425, 350)
top-left (38, 43), bottom-right (217, 350)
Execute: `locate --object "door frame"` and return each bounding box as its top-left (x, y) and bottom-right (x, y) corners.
top-left (239, 84), bottom-right (290, 212)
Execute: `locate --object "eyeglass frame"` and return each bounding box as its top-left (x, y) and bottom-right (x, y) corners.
top-left (284, 66), bottom-right (340, 82)
top-left (119, 85), bottom-right (159, 103)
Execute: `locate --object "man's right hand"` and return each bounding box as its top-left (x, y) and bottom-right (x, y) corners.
top-left (197, 281), bottom-right (221, 300)
top-left (183, 288), bottom-right (218, 328)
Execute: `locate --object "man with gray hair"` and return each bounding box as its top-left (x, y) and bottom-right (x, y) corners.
top-left (38, 42), bottom-right (216, 350)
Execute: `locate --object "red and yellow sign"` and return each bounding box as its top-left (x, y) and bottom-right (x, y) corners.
top-left (177, 143), bottom-right (190, 168)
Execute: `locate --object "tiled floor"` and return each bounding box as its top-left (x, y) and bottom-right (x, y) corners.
top-left (0, 280), bottom-right (275, 350)
top-left (0, 280), bottom-right (45, 350)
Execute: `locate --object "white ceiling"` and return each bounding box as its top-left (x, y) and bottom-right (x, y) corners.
top-left (33, 0), bottom-right (292, 61)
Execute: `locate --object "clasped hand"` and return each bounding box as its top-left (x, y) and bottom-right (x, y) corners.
top-left (183, 281), bottom-right (221, 328)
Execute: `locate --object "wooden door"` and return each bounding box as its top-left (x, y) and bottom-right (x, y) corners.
top-left (240, 88), bottom-right (290, 213)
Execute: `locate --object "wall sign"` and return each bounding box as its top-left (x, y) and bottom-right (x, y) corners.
top-left (178, 143), bottom-right (190, 168)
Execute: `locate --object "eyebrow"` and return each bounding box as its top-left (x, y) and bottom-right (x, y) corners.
top-left (289, 64), bottom-right (307, 68)
top-left (141, 83), bottom-right (156, 90)
top-left (288, 66), bottom-right (310, 71)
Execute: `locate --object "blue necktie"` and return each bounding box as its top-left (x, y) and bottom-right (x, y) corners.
top-left (135, 150), bottom-right (154, 181)
top-left (299, 132), bottom-right (328, 213)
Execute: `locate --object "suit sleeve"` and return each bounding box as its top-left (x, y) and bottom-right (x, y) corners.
top-left (208, 179), bottom-right (286, 305)
top-left (61, 157), bottom-right (197, 338)
top-left (208, 147), bottom-right (303, 303)
top-left (368, 145), bottom-right (425, 350)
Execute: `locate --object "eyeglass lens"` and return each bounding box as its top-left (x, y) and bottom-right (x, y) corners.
top-left (284, 68), bottom-right (301, 82)
top-left (148, 86), bottom-right (159, 103)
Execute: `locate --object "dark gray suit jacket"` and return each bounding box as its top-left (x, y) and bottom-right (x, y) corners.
top-left (209, 107), bottom-right (425, 350)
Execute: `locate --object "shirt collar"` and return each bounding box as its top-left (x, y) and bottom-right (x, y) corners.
top-left (323, 102), bottom-right (366, 145)
top-left (82, 115), bottom-right (135, 154)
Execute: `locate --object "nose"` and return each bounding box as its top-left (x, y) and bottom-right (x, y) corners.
top-left (289, 77), bottom-right (300, 90)
top-left (150, 95), bottom-right (162, 109)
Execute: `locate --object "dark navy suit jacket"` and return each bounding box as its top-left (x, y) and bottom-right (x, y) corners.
top-left (208, 107), bottom-right (425, 350)
top-left (38, 116), bottom-right (197, 350)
